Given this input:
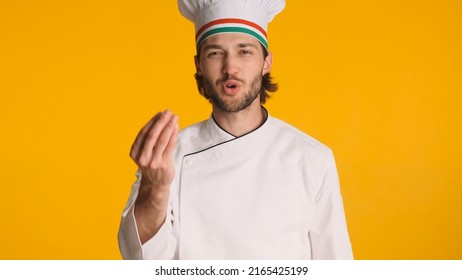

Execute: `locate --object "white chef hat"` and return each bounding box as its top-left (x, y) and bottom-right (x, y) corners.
top-left (178, 0), bottom-right (285, 52)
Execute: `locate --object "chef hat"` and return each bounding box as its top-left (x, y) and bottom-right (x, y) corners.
top-left (178, 0), bottom-right (285, 52)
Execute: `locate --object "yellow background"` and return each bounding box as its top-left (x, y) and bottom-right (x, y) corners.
top-left (1, 0), bottom-right (461, 259)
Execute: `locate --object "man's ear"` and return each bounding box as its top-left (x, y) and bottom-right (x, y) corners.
top-left (194, 55), bottom-right (202, 75)
top-left (262, 51), bottom-right (273, 75)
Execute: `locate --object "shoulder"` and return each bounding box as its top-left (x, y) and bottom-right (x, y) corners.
top-left (176, 119), bottom-right (210, 150)
top-left (269, 116), bottom-right (338, 194)
top-left (269, 116), bottom-right (332, 157)
top-left (178, 119), bottom-right (208, 140)
top-left (173, 119), bottom-right (212, 158)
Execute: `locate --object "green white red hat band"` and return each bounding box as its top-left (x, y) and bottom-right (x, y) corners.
top-left (195, 18), bottom-right (268, 53)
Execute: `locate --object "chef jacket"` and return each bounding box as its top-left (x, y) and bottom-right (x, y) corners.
top-left (118, 110), bottom-right (353, 259)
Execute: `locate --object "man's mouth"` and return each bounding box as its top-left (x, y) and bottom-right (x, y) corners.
top-left (224, 81), bottom-right (238, 88)
top-left (222, 80), bottom-right (241, 95)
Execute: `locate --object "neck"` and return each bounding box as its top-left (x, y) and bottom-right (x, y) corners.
top-left (212, 101), bottom-right (265, 137)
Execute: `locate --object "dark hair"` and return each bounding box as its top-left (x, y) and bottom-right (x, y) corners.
top-left (195, 44), bottom-right (278, 104)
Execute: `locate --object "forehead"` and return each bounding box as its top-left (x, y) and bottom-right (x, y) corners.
top-left (200, 33), bottom-right (263, 50)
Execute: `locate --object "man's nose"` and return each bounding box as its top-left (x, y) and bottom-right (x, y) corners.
top-left (222, 54), bottom-right (239, 76)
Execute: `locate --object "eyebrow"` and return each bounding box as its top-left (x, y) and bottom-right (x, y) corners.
top-left (237, 43), bottom-right (258, 49)
top-left (202, 43), bottom-right (259, 52)
top-left (202, 44), bottom-right (222, 52)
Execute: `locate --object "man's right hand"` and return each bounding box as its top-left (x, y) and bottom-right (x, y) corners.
top-left (129, 110), bottom-right (179, 244)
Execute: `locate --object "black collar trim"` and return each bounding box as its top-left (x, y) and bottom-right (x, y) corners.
top-left (184, 107), bottom-right (269, 157)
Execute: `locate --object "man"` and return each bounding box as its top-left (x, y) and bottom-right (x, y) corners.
top-left (118, 0), bottom-right (353, 259)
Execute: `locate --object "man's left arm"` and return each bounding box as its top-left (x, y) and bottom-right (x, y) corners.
top-left (309, 149), bottom-right (354, 259)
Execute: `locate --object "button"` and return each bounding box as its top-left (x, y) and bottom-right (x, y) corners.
top-left (185, 158), bottom-right (192, 165)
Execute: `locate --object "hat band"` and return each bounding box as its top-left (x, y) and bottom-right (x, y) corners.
top-left (196, 18), bottom-right (267, 41)
top-left (196, 27), bottom-right (268, 53)
top-left (195, 18), bottom-right (268, 53)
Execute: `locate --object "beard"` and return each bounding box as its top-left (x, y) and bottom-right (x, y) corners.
top-left (202, 74), bottom-right (263, 113)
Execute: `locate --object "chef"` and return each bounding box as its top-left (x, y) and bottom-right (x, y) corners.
top-left (118, 0), bottom-right (353, 259)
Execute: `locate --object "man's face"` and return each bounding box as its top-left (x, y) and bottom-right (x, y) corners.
top-left (196, 33), bottom-right (272, 112)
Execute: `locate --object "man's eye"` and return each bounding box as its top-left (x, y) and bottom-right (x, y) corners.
top-left (240, 49), bottom-right (252, 55)
top-left (207, 51), bottom-right (222, 57)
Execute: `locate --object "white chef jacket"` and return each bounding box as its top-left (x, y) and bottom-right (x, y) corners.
top-left (118, 110), bottom-right (353, 259)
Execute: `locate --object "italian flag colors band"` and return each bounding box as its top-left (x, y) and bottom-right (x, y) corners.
top-left (195, 18), bottom-right (268, 52)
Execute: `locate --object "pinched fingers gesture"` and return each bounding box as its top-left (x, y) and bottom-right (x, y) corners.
top-left (130, 110), bottom-right (179, 192)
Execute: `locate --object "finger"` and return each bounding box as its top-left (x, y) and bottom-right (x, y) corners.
top-left (138, 111), bottom-right (174, 164)
top-left (130, 112), bottom-right (162, 160)
top-left (163, 119), bottom-right (179, 161)
top-left (151, 114), bottom-right (178, 163)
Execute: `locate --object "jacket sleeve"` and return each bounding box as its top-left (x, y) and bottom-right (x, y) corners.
top-left (309, 149), bottom-right (354, 259)
top-left (117, 170), bottom-right (178, 259)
